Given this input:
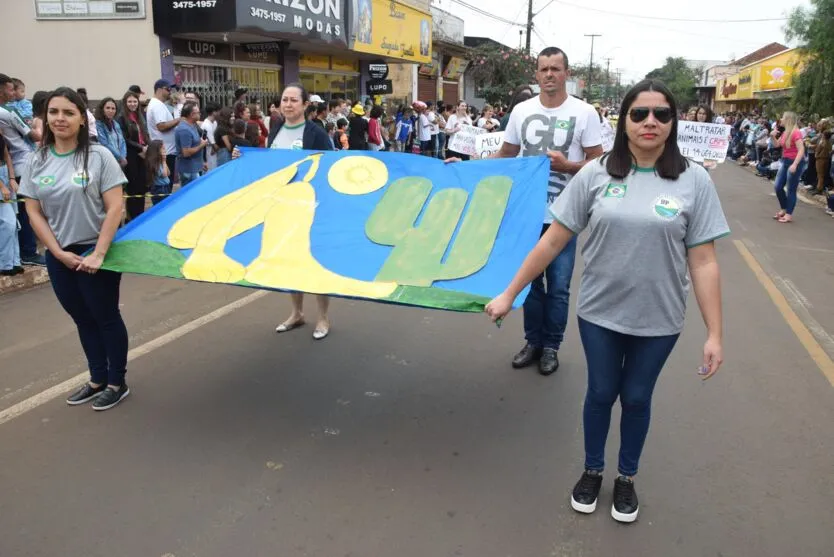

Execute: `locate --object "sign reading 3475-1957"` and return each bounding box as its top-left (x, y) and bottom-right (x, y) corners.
top-left (172, 0), bottom-right (217, 7)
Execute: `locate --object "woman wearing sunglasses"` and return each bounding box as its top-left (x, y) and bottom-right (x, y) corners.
top-left (485, 79), bottom-right (729, 523)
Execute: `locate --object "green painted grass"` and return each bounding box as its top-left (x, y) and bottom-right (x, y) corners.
top-left (102, 240), bottom-right (186, 279)
top-left (385, 285), bottom-right (489, 313)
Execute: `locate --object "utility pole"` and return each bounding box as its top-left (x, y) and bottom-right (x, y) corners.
top-left (525, 0), bottom-right (534, 54)
top-left (603, 57), bottom-right (612, 103)
top-left (616, 68), bottom-right (624, 105)
top-left (584, 34), bottom-right (601, 101)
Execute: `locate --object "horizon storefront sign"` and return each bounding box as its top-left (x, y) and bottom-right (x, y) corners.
top-left (152, 0), bottom-right (347, 45)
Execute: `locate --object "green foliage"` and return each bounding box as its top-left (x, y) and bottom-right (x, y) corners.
top-left (467, 45), bottom-right (536, 105)
top-left (644, 57), bottom-right (699, 108)
top-left (784, 0), bottom-right (834, 116)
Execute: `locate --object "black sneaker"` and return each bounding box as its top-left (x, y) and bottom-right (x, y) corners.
top-left (66, 383), bottom-right (106, 405)
top-left (92, 385), bottom-right (130, 411)
top-left (611, 476), bottom-right (639, 523)
top-left (539, 348), bottom-right (560, 376)
top-left (571, 470), bottom-right (603, 514)
top-left (511, 343), bottom-right (542, 368)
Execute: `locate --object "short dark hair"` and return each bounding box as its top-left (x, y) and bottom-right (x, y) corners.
top-left (370, 105), bottom-right (383, 119)
top-left (537, 47), bottom-right (569, 69)
top-left (283, 82), bottom-right (309, 103)
top-left (204, 102), bottom-right (219, 116)
top-left (0, 74), bottom-right (12, 87)
top-left (604, 78), bottom-right (688, 180)
top-left (233, 119), bottom-right (247, 134)
top-left (336, 118), bottom-right (348, 129)
top-left (329, 99), bottom-right (341, 111)
top-left (181, 101), bottom-right (199, 118)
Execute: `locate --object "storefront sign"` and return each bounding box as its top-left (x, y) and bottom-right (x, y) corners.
top-left (443, 57), bottom-right (468, 79)
top-left (366, 79), bottom-right (392, 95)
top-left (736, 70), bottom-right (752, 99)
top-left (242, 42), bottom-right (283, 53)
top-left (237, 0), bottom-right (347, 45)
top-left (351, 0), bottom-right (432, 63)
top-left (35, 0), bottom-right (145, 19)
top-left (234, 45), bottom-right (281, 64)
top-left (717, 74), bottom-right (739, 101)
top-left (368, 61), bottom-right (389, 79)
top-left (677, 122), bottom-right (731, 164)
top-left (300, 53), bottom-right (331, 69)
top-left (331, 57), bottom-right (358, 71)
top-left (152, 0), bottom-right (236, 35)
top-left (759, 65), bottom-right (793, 90)
top-left (418, 50), bottom-right (439, 76)
top-left (172, 39), bottom-right (234, 61)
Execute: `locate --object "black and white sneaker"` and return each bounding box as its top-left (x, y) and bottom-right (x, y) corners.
top-left (66, 383), bottom-right (106, 406)
top-left (571, 470), bottom-right (603, 514)
top-left (92, 385), bottom-right (130, 411)
top-left (611, 476), bottom-right (639, 523)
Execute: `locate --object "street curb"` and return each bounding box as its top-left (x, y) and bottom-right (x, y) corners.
top-left (738, 162), bottom-right (828, 209)
top-left (0, 266), bottom-right (49, 296)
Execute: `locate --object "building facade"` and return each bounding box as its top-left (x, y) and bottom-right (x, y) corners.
top-left (713, 48), bottom-right (802, 115)
top-left (1, 0), bottom-right (433, 107)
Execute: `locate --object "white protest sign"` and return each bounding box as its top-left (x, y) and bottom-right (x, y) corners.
top-left (475, 132), bottom-right (504, 159)
top-left (448, 124), bottom-right (486, 157)
top-left (677, 122), bottom-right (732, 164)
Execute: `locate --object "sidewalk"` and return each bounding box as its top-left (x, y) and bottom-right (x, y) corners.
top-left (0, 265), bottom-right (49, 295)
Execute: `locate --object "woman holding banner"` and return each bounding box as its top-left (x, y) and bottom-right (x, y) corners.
top-left (445, 100), bottom-right (473, 160)
top-left (485, 79), bottom-right (729, 523)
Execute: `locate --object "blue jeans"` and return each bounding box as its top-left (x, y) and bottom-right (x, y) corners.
top-left (523, 224), bottom-right (577, 350)
top-left (774, 157), bottom-right (807, 215)
top-left (578, 317), bottom-right (679, 476)
top-left (0, 166), bottom-right (21, 270)
top-left (46, 245), bottom-right (129, 387)
top-left (179, 171), bottom-right (200, 187)
top-left (436, 132), bottom-right (446, 159)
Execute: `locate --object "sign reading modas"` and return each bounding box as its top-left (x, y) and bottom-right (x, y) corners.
top-left (351, 0), bottom-right (432, 64)
top-left (237, 0), bottom-right (346, 45)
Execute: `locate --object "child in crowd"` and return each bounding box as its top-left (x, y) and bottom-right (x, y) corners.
top-left (335, 118), bottom-right (350, 150)
top-left (245, 121), bottom-right (261, 147)
top-left (394, 108), bottom-right (413, 152)
top-left (145, 140), bottom-right (171, 206)
top-left (231, 119), bottom-right (252, 149)
top-left (0, 130), bottom-right (22, 275)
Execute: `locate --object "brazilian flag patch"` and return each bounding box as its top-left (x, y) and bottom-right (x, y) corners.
top-left (603, 183), bottom-right (627, 198)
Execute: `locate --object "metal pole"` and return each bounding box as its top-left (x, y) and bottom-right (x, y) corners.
top-left (526, 0), bottom-right (534, 54)
top-left (584, 34), bottom-right (601, 101)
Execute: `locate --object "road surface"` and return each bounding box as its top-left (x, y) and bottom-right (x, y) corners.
top-left (1, 163), bottom-right (832, 557)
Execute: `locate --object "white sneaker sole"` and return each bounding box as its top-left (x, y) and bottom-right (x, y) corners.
top-left (571, 496), bottom-right (597, 514)
top-left (92, 388), bottom-right (130, 411)
top-left (66, 392), bottom-right (103, 406)
top-left (611, 504), bottom-right (638, 523)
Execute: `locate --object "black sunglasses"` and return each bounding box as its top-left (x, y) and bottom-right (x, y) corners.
top-left (629, 106), bottom-right (673, 124)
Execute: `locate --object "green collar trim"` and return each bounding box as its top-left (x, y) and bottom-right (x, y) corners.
top-left (283, 121), bottom-right (305, 130)
top-left (631, 164), bottom-right (655, 173)
top-left (50, 146), bottom-right (76, 158)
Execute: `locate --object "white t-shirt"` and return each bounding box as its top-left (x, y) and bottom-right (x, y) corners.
top-left (445, 114), bottom-right (472, 133)
top-left (201, 119), bottom-right (218, 170)
top-left (504, 95), bottom-right (602, 223)
top-left (146, 98), bottom-right (177, 155)
top-left (418, 114), bottom-right (432, 142)
top-left (477, 117), bottom-right (500, 131)
top-left (426, 111), bottom-right (439, 135)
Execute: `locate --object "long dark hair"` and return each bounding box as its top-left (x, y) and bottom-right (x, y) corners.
top-left (145, 139), bottom-right (165, 187)
top-left (696, 104), bottom-right (714, 123)
top-left (94, 97), bottom-right (118, 130)
top-left (32, 91), bottom-right (49, 120)
top-left (40, 87), bottom-right (91, 185)
top-left (604, 79), bottom-right (688, 180)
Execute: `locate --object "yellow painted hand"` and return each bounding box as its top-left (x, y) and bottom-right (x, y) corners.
top-left (180, 249), bottom-right (247, 284)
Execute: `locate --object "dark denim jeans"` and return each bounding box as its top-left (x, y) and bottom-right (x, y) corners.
top-left (578, 317), bottom-right (679, 476)
top-left (151, 182), bottom-right (173, 205)
top-left (523, 224), bottom-right (577, 350)
top-left (46, 245), bottom-right (129, 387)
top-left (774, 157), bottom-right (807, 215)
top-left (16, 171), bottom-right (37, 258)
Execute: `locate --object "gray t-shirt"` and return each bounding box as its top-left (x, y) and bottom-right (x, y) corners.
top-left (19, 144), bottom-right (127, 248)
top-left (550, 160), bottom-right (730, 336)
top-left (0, 106), bottom-right (35, 175)
top-left (270, 123), bottom-right (305, 150)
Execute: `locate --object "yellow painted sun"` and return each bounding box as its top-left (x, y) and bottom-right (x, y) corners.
top-left (327, 156), bottom-right (389, 195)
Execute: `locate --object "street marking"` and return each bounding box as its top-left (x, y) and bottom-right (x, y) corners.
top-left (0, 290), bottom-right (268, 426)
top-left (734, 240), bottom-right (834, 387)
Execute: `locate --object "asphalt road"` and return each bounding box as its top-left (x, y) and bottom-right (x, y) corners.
top-left (1, 163), bottom-right (833, 557)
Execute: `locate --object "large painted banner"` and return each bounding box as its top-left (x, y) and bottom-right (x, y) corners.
top-left (102, 149), bottom-right (549, 312)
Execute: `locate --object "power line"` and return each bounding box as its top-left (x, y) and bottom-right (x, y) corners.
top-left (536, 0), bottom-right (787, 22)
top-left (448, 0), bottom-right (526, 27)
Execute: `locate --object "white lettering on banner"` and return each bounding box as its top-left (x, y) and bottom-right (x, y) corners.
top-left (677, 122), bottom-right (732, 164)
top-left (448, 124), bottom-right (487, 157)
top-left (475, 132), bottom-right (504, 159)
top-left (266, 0), bottom-right (341, 18)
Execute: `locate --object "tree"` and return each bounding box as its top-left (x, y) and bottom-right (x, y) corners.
top-left (784, 0), bottom-right (834, 117)
top-left (467, 44), bottom-right (536, 106)
top-left (644, 57), bottom-right (698, 108)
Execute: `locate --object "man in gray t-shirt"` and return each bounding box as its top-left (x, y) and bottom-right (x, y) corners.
top-left (550, 160), bottom-right (730, 336)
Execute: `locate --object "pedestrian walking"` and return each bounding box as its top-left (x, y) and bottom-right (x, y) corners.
top-left (485, 78), bottom-right (729, 523)
top-left (19, 87), bottom-right (131, 411)
top-left (772, 111), bottom-right (806, 223)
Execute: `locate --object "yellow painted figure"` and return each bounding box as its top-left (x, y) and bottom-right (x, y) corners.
top-left (167, 154), bottom-right (397, 299)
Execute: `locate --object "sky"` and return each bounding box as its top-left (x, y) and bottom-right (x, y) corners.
top-left (431, 0), bottom-right (811, 83)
